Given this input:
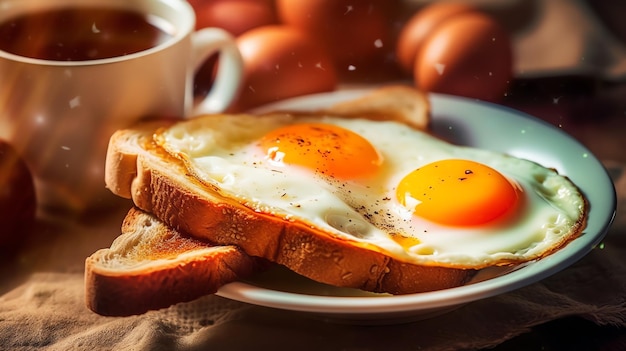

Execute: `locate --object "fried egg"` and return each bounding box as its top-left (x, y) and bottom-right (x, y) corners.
top-left (156, 114), bottom-right (587, 269)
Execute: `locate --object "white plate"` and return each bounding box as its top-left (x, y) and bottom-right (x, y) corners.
top-left (216, 88), bottom-right (616, 323)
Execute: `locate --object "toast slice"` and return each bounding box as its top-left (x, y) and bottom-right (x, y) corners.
top-left (318, 85), bottom-right (431, 131)
top-left (85, 207), bottom-right (262, 316)
top-left (102, 87), bottom-right (476, 295)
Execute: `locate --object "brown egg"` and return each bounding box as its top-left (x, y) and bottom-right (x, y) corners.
top-left (276, 0), bottom-right (395, 80)
top-left (231, 25), bottom-right (337, 111)
top-left (189, 0), bottom-right (276, 35)
top-left (414, 12), bottom-right (513, 102)
top-left (0, 140), bottom-right (36, 257)
top-left (191, 0), bottom-right (277, 101)
top-left (396, 3), bottom-right (477, 74)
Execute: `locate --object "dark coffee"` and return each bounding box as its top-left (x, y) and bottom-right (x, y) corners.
top-left (0, 7), bottom-right (173, 61)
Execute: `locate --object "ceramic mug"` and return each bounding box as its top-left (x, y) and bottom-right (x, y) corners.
top-left (0, 0), bottom-right (243, 213)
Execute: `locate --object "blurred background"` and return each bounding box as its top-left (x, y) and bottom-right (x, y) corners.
top-left (190, 0), bottom-right (626, 162)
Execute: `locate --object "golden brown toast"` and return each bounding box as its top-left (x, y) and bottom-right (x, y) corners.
top-left (100, 86), bottom-right (476, 295)
top-left (85, 207), bottom-right (262, 316)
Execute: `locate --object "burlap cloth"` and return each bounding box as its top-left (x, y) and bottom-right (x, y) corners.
top-left (1, 0), bottom-right (625, 350)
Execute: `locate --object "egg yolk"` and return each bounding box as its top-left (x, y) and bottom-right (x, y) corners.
top-left (396, 159), bottom-right (520, 226)
top-left (259, 123), bottom-right (382, 179)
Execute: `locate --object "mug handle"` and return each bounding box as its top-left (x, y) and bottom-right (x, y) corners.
top-left (191, 28), bottom-right (243, 115)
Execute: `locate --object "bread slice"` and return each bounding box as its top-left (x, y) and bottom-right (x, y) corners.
top-left (259, 85), bottom-right (431, 131)
top-left (85, 207), bottom-right (262, 316)
top-left (318, 85), bottom-right (431, 131)
top-left (102, 87), bottom-right (476, 295)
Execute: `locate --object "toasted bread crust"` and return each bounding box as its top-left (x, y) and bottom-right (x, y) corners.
top-left (85, 208), bottom-right (262, 316)
top-left (129, 158), bottom-right (473, 294)
top-left (102, 87), bottom-right (476, 295)
top-left (319, 85), bottom-right (431, 131)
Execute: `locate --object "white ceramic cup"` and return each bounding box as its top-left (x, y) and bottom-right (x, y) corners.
top-left (0, 0), bottom-right (243, 213)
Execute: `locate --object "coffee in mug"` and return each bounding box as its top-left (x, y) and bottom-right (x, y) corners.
top-left (0, 0), bottom-right (243, 213)
top-left (0, 7), bottom-right (173, 61)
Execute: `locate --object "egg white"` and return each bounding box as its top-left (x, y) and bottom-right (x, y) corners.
top-left (157, 114), bottom-right (586, 268)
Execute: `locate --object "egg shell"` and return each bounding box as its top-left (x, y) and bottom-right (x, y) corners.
top-left (189, 0), bottom-right (277, 35)
top-left (232, 25), bottom-right (337, 111)
top-left (276, 0), bottom-right (395, 78)
top-left (414, 12), bottom-right (513, 102)
top-left (396, 2), bottom-right (478, 74)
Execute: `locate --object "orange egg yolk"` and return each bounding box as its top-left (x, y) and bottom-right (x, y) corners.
top-left (259, 123), bottom-right (382, 179)
top-left (396, 159), bottom-right (520, 226)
